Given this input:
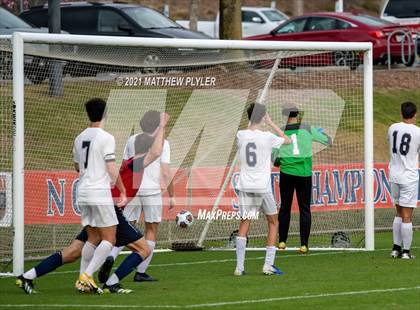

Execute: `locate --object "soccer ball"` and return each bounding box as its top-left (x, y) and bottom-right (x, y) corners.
top-left (331, 231), bottom-right (351, 248)
top-left (176, 210), bottom-right (194, 228)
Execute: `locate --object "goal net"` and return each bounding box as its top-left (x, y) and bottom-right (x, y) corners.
top-left (0, 33), bottom-right (389, 275)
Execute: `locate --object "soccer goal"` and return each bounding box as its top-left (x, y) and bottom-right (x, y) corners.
top-left (1, 32), bottom-right (378, 276)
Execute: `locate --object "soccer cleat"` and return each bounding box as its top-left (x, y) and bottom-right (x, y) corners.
top-left (16, 275), bottom-right (36, 294)
top-left (298, 245), bottom-right (309, 254)
top-left (103, 283), bottom-right (133, 294)
top-left (233, 268), bottom-right (246, 276)
top-left (262, 264), bottom-right (284, 276)
top-left (78, 272), bottom-right (103, 294)
top-left (401, 252), bottom-right (416, 260)
top-left (75, 279), bottom-right (89, 293)
top-left (98, 256), bottom-right (115, 284)
top-left (278, 242), bottom-right (286, 250)
top-left (133, 272), bottom-right (158, 282)
top-left (390, 250), bottom-right (401, 259)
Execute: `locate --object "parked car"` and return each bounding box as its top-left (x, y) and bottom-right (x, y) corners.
top-left (0, 7), bottom-right (51, 83)
top-left (380, 0), bottom-right (420, 27)
top-left (381, 0), bottom-right (420, 58)
top-left (246, 12), bottom-right (415, 69)
top-left (177, 6), bottom-right (288, 38)
top-left (19, 2), bottom-right (213, 73)
top-left (20, 2), bottom-right (210, 39)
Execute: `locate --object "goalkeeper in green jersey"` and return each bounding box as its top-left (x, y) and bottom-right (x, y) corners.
top-left (272, 106), bottom-right (332, 253)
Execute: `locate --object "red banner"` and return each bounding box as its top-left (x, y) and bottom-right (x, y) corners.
top-left (23, 163), bottom-right (419, 225)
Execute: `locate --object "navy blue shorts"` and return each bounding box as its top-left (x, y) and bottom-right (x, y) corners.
top-left (114, 206), bottom-right (143, 247)
top-left (75, 206), bottom-right (143, 247)
top-left (75, 229), bottom-right (88, 242)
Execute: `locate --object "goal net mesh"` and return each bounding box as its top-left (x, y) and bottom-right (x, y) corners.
top-left (0, 37), bottom-right (413, 270)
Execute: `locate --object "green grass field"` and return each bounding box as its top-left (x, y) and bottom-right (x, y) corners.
top-left (0, 231), bottom-right (419, 310)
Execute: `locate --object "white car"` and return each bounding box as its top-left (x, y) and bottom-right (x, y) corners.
top-left (380, 0), bottom-right (420, 26)
top-left (177, 6), bottom-right (288, 38)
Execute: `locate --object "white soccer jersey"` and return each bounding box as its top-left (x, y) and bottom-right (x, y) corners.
top-left (237, 129), bottom-right (285, 193)
top-left (123, 135), bottom-right (170, 196)
top-left (388, 122), bottom-right (420, 185)
top-left (73, 128), bottom-right (115, 204)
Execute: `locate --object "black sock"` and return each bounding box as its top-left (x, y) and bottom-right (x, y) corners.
top-left (402, 249), bottom-right (410, 254)
top-left (34, 252), bottom-right (63, 278)
top-left (115, 252), bottom-right (143, 282)
top-left (392, 244), bottom-right (402, 252)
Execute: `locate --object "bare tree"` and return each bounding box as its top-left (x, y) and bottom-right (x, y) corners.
top-left (163, 0), bottom-right (170, 17)
top-left (219, 0), bottom-right (242, 40)
top-left (189, 0), bottom-right (199, 31)
top-left (293, 0), bottom-right (304, 16)
top-left (270, 0), bottom-right (276, 9)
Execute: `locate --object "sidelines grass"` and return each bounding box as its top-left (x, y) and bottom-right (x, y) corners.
top-left (0, 231), bottom-right (418, 309)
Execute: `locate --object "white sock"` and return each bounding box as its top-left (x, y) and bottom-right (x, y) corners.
top-left (392, 217), bottom-right (402, 246)
top-left (264, 246), bottom-right (276, 267)
top-left (105, 273), bottom-right (119, 286)
top-left (401, 222), bottom-right (413, 251)
top-left (23, 268), bottom-right (37, 280)
top-left (84, 240), bottom-right (113, 276)
top-left (137, 240), bottom-right (156, 273)
top-left (80, 242), bottom-right (96, 275)
top-left (235, 236), bottom-right (247, 272)
top-left (110, 246), bottom-right (124, 260)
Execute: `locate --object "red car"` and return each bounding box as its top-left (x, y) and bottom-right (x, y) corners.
top-left (246, 12), bottom-right (415, 69)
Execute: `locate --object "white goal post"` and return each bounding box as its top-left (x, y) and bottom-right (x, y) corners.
top-left (5, 32), bottom-right (373, 276)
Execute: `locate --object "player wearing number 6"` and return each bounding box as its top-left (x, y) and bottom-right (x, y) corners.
top-left (272, 106), bottom-right (332, 254)
top-left (234, 103), bottom-right (290, 276)
top-left (388, 102), bottom-right (419, 260)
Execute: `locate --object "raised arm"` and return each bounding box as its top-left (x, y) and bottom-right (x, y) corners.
top-left (311, 126), bottom-right (332, 146)
top-left (143, 113), bottom-right (170, 167)
top-left (265, 114), bottom-right (291, 144)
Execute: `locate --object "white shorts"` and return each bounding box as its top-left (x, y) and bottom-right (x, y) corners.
top-left (391, 181), bottom-right (418, 209)
top-left (238, 191), bottom-right (278, 218)
top-left (79, 203), bottom-right (118, 228)
top-left (123, 193), bottom-right (163, 223)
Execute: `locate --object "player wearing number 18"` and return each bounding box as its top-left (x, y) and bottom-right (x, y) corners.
top-left (272, 106), bottom-right (332, 253)
top-left (388, 102), bottom-right (419, 260)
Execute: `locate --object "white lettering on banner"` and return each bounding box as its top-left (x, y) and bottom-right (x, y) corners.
top-left (47, 179), bottom-right (66, 216)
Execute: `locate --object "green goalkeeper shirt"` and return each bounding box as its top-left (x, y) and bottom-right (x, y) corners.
top-left (272, 123), bottom-right (332, 177)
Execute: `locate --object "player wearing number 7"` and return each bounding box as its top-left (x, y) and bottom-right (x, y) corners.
top-left (272, 106), bottom-right (332, 254)
top-left (234, 103), bottom-right (290, 276)
top-left (73, 98), bottom-right (127, 293)
top-left (388, 102), bottom-right (419, 260)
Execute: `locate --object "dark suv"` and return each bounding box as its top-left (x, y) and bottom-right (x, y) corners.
top-left (19, 2), bottom-right (212, 73)
top-left (19, 2), bottom-right (209, 38)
